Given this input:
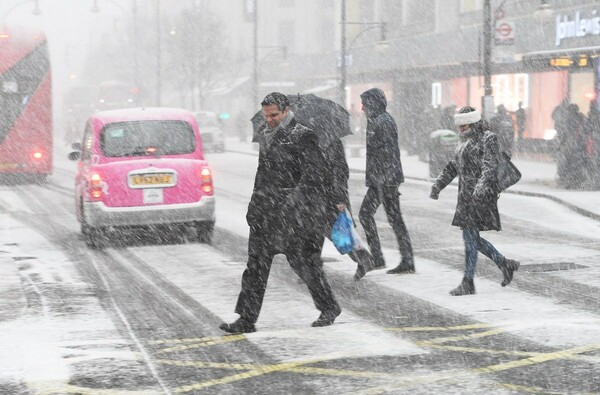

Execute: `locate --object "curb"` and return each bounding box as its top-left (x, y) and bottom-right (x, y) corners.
top-left (224, 148), bottom-right (600, 222)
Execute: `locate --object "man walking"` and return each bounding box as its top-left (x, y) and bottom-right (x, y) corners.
top-left (219, 92), bottom-right (341, 334)
top-left (358, 88), bottom-right (415, 275)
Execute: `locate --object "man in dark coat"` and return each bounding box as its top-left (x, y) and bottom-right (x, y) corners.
top-left (358, 88), bottom-right (415, 274)
top-left (429, 106), bottom-right (520, 296)
top-left (220, 92), bottom-right (341, 334)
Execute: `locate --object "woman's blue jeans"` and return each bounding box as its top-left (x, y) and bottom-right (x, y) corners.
top-left (462, 228), bottom-right (505, 280)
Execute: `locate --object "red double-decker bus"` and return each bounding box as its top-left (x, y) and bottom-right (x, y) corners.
top-left (0, 25), bottom-right (52, 179)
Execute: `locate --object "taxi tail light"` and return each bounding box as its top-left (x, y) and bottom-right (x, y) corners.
top-left (200, 168), bottom-right (213, 194)
top-left (32, 150), bottom-right (43, 160)
top-left (89, 173), bottom-right (103, 200)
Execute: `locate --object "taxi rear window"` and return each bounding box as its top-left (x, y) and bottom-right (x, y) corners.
top-left (100, 120), bottom-right (195, 157)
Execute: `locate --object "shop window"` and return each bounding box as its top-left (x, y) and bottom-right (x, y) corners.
top-left (431, 82), bottom-right (442, 108)
top-left (491, 73), bottom-right (529, 111)
top-left (570, 72), bottom-right (595, 115)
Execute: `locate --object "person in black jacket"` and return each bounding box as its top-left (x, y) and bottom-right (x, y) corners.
top-left (429, 106), bottom-right (520, 296)
top-left (358, 88), bottom-right (415, 274)
top-left (219, 92), bottom-right (341, 334)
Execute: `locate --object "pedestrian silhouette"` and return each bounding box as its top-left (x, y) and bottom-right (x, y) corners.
top-left (429, 106), bottom-right (520, 295)
top-left (358, 88), bottom-right (415, 275)
top-left (219, 92), bottom-right (341, 334)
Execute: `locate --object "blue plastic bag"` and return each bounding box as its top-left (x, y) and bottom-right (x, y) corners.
top-left (331, 210), bottom-right (354, 254)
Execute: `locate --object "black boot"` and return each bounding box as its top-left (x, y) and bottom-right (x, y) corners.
top-left (219, 317), bottom-right (256, 334)
top-left (312, 306), bottom-right (341, 327)
top-left (353, 264), bottom-right (367, 281)
top-left (501, 259), bottom-right (520, 287)
top-left (449, 277), bottom-right (475, 296)
top-left (386, 257), bottom-right (415, 274)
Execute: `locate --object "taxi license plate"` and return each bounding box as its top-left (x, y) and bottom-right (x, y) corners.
top-left (130, 173), bottom-right (173, 186)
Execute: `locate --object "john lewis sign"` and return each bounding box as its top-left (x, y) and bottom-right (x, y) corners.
top-left (555, 10), bottom-right (600, 46)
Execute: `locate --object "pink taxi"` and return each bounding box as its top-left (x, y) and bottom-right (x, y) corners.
top-left (68, 108), bottom-right (215, 248)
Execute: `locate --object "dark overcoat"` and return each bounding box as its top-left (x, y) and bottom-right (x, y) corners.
top-left (360, 88), bottom-right (404, 187)
top-left (433, 129), bottom-right (501, 231)
top-left (322, 139), bottom-right (350, 228)
top-left (247, 118), bottom-right (330, 247)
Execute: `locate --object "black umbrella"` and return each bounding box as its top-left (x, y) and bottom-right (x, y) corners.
top-left (251, 94), bottom-right (352, 148)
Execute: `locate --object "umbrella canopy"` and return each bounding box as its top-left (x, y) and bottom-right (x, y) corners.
top-left (251, 94), bottom-right (352, 148)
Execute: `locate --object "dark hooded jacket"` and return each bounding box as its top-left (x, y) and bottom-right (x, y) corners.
top-left (432, 122), bottom-right (501, 231)
top-left (247, 116), bottom-right (331, 247)
top-left (360, 88), bottom-right (404, 187)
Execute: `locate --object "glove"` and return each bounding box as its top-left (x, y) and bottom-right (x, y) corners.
top-left (429, 186), bottom-right (440, 200)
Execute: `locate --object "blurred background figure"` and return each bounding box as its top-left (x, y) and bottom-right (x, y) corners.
top-left (515, 101), bottom-right (527, 144)
top-left (490, 104), bottom-right (515, 157)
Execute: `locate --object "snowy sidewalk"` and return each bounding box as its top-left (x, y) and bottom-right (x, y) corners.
top-left (223, 137), bottom-right (600, 221)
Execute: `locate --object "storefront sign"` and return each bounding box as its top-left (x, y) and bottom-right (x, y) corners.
top-left (549, 55), bottom-right (589, 68)
top-left (495, 21), bottom-right (515, 44)
top-left (555, 10), bottom-right (600, 46)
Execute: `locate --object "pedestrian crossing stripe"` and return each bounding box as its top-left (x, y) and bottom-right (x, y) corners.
top-left (473, 342), bottom-right (600, 374)
top-left (355, 342), bottom-right (600, 394)
top-left (150, 329), bottom-right (600, 394)
top-left (171, 359), bottom-right (321, 393)
top-left (417, 328), bottom-right (507, 345)
top-left (150, 334), bottom-right (245, 345)
top-left (156, 335), bottom-right (246, 353)
top-left (385, 323), bottom-right (492, 332)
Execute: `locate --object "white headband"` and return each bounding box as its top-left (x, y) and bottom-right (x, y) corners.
top-left (454, 110), bottom-right (481, 126)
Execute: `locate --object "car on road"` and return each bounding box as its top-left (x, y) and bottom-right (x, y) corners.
top-left (194, 111), bottom-right (225, 153)
top-left (68, 107), bottom-right (215, 248)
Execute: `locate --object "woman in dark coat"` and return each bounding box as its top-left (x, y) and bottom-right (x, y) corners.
top-left (429, 106), bottom-right (520, 296)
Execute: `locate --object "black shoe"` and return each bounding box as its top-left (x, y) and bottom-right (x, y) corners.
top-left (386, 258), bottom-right (415, 274)
top-left (219, 318), bottom-right (256, 334)
top-left (354, 264), bottom-right (367, 281)
top-left (449, 277), bottom-right (476, 296)
top-left (370, 257), bottom-right (386, 270)
top-left (501, 259), bottom-right (520, 287)
top-left (311, 306), bottom-right (341, 327)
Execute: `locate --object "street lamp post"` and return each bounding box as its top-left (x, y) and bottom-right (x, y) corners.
top-left (252, 0), bottom-right (258, 107)
top-left (482, 0), bottom-right (555, 120)
top-left (156, 0), bottom-right (161, 106)
top-left (482, 0), bottom-right (493, 120)
top-left (91, 0), bottom-right (140, 105)
top-left (1, 0), bottom-right (42, 23)
top-left (253, 45), bottom-right (287, 104)
top-left (339, 4), bottom-right (387, 108)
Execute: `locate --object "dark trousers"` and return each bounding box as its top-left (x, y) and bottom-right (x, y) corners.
top-left (235, 229), bottom-right (340, 323)
top-left (359, 185), bottom-right (413, 263)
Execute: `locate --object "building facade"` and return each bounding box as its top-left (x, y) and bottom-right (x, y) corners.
top-left (342, 0), bottom-right (600, 146)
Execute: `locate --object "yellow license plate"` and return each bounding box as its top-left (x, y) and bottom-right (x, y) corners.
top-left (131, 174), bottom-right (173, 186)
